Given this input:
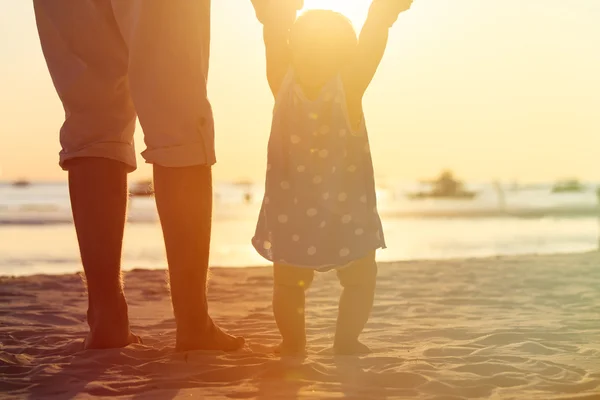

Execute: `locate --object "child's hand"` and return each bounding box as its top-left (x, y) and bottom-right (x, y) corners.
top-left (368, 0), bottom-right (414, 28)
top-left (251, 0), bottom-right (304, 27)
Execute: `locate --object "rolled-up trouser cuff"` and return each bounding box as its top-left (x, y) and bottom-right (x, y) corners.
top-left (59, 142), bottom-right (137, 172)
top-left (142, 141), bottom-right (216, 168)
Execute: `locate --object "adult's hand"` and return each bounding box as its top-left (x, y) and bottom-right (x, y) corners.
top-left (368, 0), bottom-right (414, 27)
top-left (251, 0), bottom-right (304, 26)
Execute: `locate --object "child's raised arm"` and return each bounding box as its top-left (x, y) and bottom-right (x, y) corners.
top-left (344, 0), bottom-right (413, 97)
top-left (252, 0), bottom-right (303, 96)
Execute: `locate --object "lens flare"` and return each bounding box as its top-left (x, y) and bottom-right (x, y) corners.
top-left (301, 0), bottom-right (369, 28)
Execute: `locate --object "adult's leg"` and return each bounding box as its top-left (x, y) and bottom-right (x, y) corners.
top-left (273, 264), bottom-right (315, 355)
top-left (69, 158), bottom-right (140, 349)
top-left (33, 0), bottom-right (139, 349)
top-left (112, 0), bottom-right (243, 351)
top-left (153, 165), bottom-right (242, 351)
top-left (334, 253), bottom-right (378, 354)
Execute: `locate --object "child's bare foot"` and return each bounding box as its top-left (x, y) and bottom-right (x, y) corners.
top-left (274, 341), bottom-right (307, 356)
top-left (333, 340), bottom-right (371, 355)
top-left (176, 319), bottom-right (245, 352)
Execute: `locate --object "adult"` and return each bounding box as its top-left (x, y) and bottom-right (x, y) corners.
top-left (33, 0), bottom-right (248, 351)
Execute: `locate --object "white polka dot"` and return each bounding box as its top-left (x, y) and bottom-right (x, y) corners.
top-left (263, 241), bottom-right (272, 250)
top-left (297, 165), bottom-right (306, 172)
top-left (264, 196), bottom-right (270, 204)
top-left (306, 208), bottom-right (318, 217)
top-left (339, 248), bottom-right (350, 257)
top-left (292, 234), bottom-right (300, 242)
top-left (293, 197), bottom-right (299, 205)
top-left (309, 112), bottom-right (319, 120)
top-left (319, 125), bottom-right (330, 135)
top-left (319, 221), bottom-right (326, 228)
top-left (280, 181), bottom-right (290, 190)
top-left (347, 165), bottom-right (357, 173)
top-left (278, 215), bottom-right (288, 223)
top-left (339, 129), bottom-right (347, 137)
top-left (322, 192), bottom-right (330, 200)
top-left (319, 149), bottom-right (329, 158)
top-left (338, 193), bottom-right (347, 202)
top-left (313, 176), bottom-right (323, 184)
top-left (312, 131), bottom-right (319, 137)
top-left (355, 228), bottom-right (364, 236)
top-left (360, 195), bottom-right (367, 203)
top-left (307, 246), bottom-right (317, 255)
top-left (342, 214), bottom-right (352, 224)
top-left (332, 166), bottom-right (337, 173)
top-left (290, 135), bottom-right (301, 144)
top-left (267, 164), bottom-right (272, 171)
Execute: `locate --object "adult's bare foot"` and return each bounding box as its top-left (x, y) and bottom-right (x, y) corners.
top-left (83, 330), bottom-right (142, 350)
top-left (274, 341), bottom-right (307, 357)
top-left (175, 319), bottom-right (245, 352)
top-left (333, 340), bottom-right (371, 356)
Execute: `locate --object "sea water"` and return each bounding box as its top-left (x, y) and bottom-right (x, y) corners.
top-left (0, 181), bottom-right (598, 276)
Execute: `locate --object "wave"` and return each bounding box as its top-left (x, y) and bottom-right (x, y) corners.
top-left (380, 205), bottom-right (600, 219)
top-left (0, 257), bottom-right (81, 266)
top-left (0, 213), bottom-right (159, 226)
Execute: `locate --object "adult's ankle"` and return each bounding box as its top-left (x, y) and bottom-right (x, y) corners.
top-left (87, 292), bottom-right (129, 328)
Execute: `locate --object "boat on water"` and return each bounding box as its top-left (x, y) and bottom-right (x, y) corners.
top-left (407, 170), bottom-right (477, 200)
top-left (234, 179), bottom-right (254, 204)
top-left (11, 179), bottom-right (31, 188)
top-left (129, 180), bottom-right (154, 197)
top-left (551, 179), bottom-right (585, 194)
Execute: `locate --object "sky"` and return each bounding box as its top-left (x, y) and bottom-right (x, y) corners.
top-left (0, 0), bottom-right (598, 183)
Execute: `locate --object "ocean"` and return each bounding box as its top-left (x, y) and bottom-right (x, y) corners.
top-left (1, 181), bottom-right (599, 276)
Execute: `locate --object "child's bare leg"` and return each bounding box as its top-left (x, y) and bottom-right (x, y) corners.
top-left (334, 253), bottom-right (377, 355)
top-left (273, 264), bottom-right (314, 355)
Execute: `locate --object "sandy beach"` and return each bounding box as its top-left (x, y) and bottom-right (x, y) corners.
top-left (1, 252), bottom-right (599, 399)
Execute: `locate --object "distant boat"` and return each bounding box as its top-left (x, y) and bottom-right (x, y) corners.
top-left (551, 179), bottom-right (585, 194)
top-left (12, 179), bottom-right (31, 188)
top-left (407, 170), bottom-right (477, 200)
top-left (130, 179), bottom-right (154, 197)
top-left (234, 179), bottom-right (254, 204)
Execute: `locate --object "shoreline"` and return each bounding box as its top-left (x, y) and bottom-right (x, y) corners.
top-left (1, 250), bottom-right (599, 279)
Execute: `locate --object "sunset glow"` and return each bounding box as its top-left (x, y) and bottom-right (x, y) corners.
top-left (0, 1), bottom-right (598, 183)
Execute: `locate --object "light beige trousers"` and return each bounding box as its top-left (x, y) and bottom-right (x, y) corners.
top-left (34, 0), bottom-right (215, 171)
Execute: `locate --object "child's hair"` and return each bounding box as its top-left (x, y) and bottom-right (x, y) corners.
top-left (289, 10), bottom-right (358, 65)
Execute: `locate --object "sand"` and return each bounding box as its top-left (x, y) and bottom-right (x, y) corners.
top-left (1, 252), bottom-right (599, 399)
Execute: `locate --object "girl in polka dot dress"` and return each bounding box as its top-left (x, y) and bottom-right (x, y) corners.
top-left (251, 0), bottom-right (414, 355)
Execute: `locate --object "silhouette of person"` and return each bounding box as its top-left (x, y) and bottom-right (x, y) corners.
top-left (32, 0), bottom-right (266, 351)
top-left (252, 0), bottom-right (414, 355)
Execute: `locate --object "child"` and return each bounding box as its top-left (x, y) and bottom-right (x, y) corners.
top-left (251, 0), bottom-right (414, 355)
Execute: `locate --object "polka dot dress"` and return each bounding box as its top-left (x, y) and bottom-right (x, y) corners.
top-left (252, 70), bottom-right (386, 269)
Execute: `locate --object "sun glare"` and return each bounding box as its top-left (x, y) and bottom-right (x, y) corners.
top-left (301, 0), bottom-right (369, 28)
